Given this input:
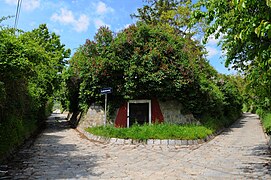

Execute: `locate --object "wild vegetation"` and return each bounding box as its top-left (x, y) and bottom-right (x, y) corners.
top-left (193, 0), bottom-right (271, 133)
top-left (87, 123), bottom-right (213, 141)
top-left (5, 0), bottom-right (271, 155)
top-left (0, 21), bottom-right (70, 159)
top-left (61, 0), bottom-right (242, 131)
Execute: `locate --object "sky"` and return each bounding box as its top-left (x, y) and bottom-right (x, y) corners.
top-left (0, 0), bottom-right (234, 74)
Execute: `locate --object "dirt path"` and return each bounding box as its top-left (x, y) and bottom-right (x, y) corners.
top-left (1, 113), bottom-right (270, 179)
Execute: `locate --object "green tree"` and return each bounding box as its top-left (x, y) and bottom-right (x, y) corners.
top-left (0, 22), bottom-right (70, 158)
top-left (132, 0), bottom-right (201, 36)
top-left (64, 23), bottom-right (242, 121)
top-left (21, 24), bottom-right (70, 113)
top-left (194, 0), bottom-right (271, 111)
top-left (132, 0), bottom-right (206, 69)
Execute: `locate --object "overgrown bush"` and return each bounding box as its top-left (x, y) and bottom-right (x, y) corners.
top-left (261, 113), bottom-right (271, 135)
top-left (256, 109), bottom-right (271, 135)
top-left (0, 22), bottom-right (70, 160)
top-left (62, 23), bottom-right (243, 128)
top-left (0, 115), bottom-right (37, 158)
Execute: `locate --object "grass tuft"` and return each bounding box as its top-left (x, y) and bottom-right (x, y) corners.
top-left (86, 123), bottom-right (213, 141)
top-left (262, 113), bottom-right (271, 135)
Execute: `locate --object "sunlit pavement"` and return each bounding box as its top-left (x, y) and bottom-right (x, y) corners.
top-left (1, 113), bottom-right (270, 179)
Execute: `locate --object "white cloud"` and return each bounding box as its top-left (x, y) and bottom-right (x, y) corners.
top-left (4, 0), bottom-right (16, 4)
top-left (115, 23), bottom-right (132, 33)
top-left (23, 0), bottom-right (40, 11)
top-left (95, 1), bottom-right (114, 15)
top-left (206, 26), bottom-right (226, 45)
top-left (51, 8), bottom-right (89, 33)
top-left (124, 23), bottom-right (131, 29)
top-left (207, 35), bottom-right (220, 45)
top-left (206, 46), bottom-right (221, 58)
top-left (5, 0), bottom-right (40, 11)
top-left (94, 19), bottom-right (109, 29)
top-left (75, 15), bottom-right (90, 32)
top-left (51, 8), bottom-right (74, 24)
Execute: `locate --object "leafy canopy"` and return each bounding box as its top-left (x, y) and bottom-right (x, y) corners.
top-left (0, 21), bottom-right (70, 157)
top-left (63, 22), bottom-right (242, 120)
top-left (193, 0), bottom-right (271, 111)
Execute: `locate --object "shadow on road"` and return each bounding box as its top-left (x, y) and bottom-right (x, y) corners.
top-left (1, 113), bottom-right (102, 179)
top-left (220, 113), bottom-right (260, 136)
top-left (221, 113), bottom-right (271, 177)
top-left (239, 144), bottom-right (271, 177)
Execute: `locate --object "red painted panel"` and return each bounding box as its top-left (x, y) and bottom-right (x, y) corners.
top-left (115, 102), bottom-right (127, 127)
top-left (115, 99), bottom-right (164, 128)
top-left (151, 99), bottom-right (164, 123)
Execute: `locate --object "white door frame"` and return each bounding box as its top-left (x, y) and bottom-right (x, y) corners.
top-left (127, 100), bottom-right (151, 128)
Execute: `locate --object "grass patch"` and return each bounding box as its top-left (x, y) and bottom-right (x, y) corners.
top-left (262, 113), bottom-right (271, 135)
top-left (86, 123), bottom-right (213, 141)
top-left (256, 109), bottom-right (271, 135)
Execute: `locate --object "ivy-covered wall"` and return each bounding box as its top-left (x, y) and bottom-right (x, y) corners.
top-left (0, 23), bottom-right (70, 160)
top-left (60, 23), bottom-right (243, 129)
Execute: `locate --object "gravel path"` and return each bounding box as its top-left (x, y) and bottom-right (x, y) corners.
top-left (1, 113), bottom-right (270, 179)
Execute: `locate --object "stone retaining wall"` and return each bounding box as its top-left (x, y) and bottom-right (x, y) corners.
top-left (159, 100), bottom-right (200, 125)
top-left (77, 100), bottom-right (200, 129)
top-left (77, 103), bottom-right (104, 130)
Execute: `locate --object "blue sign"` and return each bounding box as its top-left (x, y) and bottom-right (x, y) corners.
top-left (100, 87), bottom-right (112, 94)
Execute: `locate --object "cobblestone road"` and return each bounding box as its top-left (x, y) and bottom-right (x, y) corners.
top-left (1, 113), bottom-right (270, 179)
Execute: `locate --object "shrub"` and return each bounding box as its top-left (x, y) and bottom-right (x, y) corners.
top-left (256, 108), bottom-right (266, 118)
top-left (0, 115), bottom-right (37, 158)
top-left (261, 113), bottom-right (271, 135)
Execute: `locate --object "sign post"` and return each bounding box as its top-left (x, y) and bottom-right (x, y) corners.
top-left (100, 87), bottom-right (112, 126)
top-left (104, 93), bottom-right (107, 126)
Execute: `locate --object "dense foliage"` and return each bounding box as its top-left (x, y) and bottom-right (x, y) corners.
top-left (60, 0), bottom-right (242, 128)
top-left (194, 0), bottom-right (271, 112)
top-left (62, 22), bottom-right (242, 126)
top-left (192, 0), bottom-right (271, 133)
top-left (0, 22), bottom-right (70, 159)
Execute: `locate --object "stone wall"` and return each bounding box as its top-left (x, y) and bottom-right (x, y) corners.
top-left (77, 103), bottom-right (105, 129)
top-left (158, 100), bottom-right (199, 125)
top-left (77, 100), bottom-right (200, 129)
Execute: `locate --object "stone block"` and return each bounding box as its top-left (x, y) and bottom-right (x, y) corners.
top-left (193, 140), bottom-right (198, 145)
top-left (141, 139), bottom-right (147, 144)
top-left (110, 138), bottom-right (117, 143)
top-left (168, 140), bottom-right (175, 145)
top-left (124, 139), bottom-right (132, 144)
top-left (147, 139), bottom-right (153, 145)
top-left (181, 140), bottom-right (188, 145)
top-left (115, 138), bottom-right (125, 144)
top-left (175, 140), bottom-right (182, 145)
top-left (197, 139), bottom-right (203, 144)
top-left (132, 139), bottom-right (139, 144)
top-left (95, 136), bottom-right (101, 141)
top-left (161, 139), bottom-right (168, 145)
top-left (98, 136), bottom-right (105, 142)
top-left (102, 137), bottom-right (110, 143)
top-left (153, 139), bottom-right (161, 145)
top-left (187, 140), bottom-right (193, 145)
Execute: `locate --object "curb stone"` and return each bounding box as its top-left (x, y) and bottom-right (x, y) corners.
top-left (77, 127), bottom-right (219, 146)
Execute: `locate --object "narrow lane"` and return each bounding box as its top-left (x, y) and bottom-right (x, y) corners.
top-left (181, 113), bottom-right (271, 179)
top-left (1, 113), bottom-right (270, 179)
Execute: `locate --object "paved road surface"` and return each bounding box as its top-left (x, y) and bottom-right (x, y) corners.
top-left (1, 113), bottom-right (270, 179)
